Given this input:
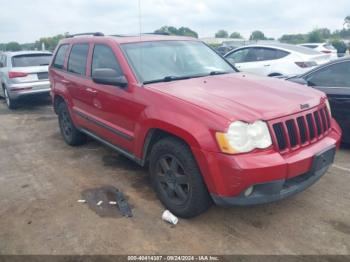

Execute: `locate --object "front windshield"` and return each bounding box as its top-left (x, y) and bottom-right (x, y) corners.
top-left (121, 40), bottom-right (235, 84)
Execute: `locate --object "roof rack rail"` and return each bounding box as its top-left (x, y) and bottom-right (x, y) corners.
top-left (145, 32), bottom-right (170, 36)
top-left (66, 32), bottom-right (104, 38)
top-left (110, 32), bottom-right (171, 37)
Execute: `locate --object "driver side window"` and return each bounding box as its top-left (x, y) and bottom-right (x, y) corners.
top-left (226, 48), bottom-right (250, 64)
top-left (91, 44), bottom-right (123, 76)
top-left (306, 61), bottom-right (350, 87)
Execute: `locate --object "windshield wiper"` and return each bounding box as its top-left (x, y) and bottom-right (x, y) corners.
top-left (209, 71), bottom-right (229, 76)
top-left (143, 72), bottom-right (230, 85)
top-left (143, 75), bottom-right (195, 85)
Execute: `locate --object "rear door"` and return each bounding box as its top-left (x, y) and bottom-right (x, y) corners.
top-left (63, 43), bottom-right (97, 130)
top-left (305, 61), bottom-right (350, 141)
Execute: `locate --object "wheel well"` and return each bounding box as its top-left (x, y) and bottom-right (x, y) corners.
top-left (1, 83), bottom-right (5, 97)
top-left (53, 95), bottom-right (65, 114)
top-left (143, 129), bottom-right (191, 165)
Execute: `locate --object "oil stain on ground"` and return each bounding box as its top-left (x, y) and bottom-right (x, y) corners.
top-left (328, 220), bottom-right (350, 235)
top-left (81, 185), bottom-right (133, 218)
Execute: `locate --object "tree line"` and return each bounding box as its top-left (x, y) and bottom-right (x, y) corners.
top-left (1, 16), bottom-right (349, 53)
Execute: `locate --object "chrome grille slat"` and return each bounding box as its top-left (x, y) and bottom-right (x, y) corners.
top-left (270, 105), bottom-right (331, 153)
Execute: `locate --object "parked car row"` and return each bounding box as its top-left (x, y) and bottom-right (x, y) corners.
top-left (0, 33), bottom-right (345, 218)
top-left (288, 57), bottom-right (350, 143)
top-left (224, 43), bottom-right (331, 77)
top-left (0, 51), bottom-right (52, 109)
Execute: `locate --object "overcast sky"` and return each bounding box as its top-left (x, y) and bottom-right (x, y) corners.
top-left (0, 0), bottom-right (349, 43)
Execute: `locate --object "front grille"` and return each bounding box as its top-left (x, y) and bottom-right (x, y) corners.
top-left (37, 72), bottom-right (48, 80)
top-left (270, 105), bottom-right (331, 152)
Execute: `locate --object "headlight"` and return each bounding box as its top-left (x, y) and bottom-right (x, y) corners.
top-left (326, 99), bottom-right (332, 117)
top-left (216, 120), bottom-right (272, 154)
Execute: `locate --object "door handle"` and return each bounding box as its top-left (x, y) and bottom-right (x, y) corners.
top-left (86, 88), bottom-right (98, 94)
top-left (264, 64), bottom-right (271, 67)
top-left (61, 79), bottom-right (70, 84)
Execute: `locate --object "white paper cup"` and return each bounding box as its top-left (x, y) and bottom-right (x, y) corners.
top-left (162, 210), bottom-right (178, 225)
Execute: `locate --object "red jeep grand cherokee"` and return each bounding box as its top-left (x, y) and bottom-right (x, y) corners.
top-left (49, 33), bottom-right (342, 218)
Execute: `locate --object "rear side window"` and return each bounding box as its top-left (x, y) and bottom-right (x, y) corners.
top-left (306, 61), bottom-right (350, 87)
top-left (250, 48), bottom-right (289, 61)
top-left (11, 54), bottom-right (52, 67)
top-left (323, 44), bottom-right (336, 50)
top-left (91, 44), bottom-right (122, 76)
top-left (53, 44), bottom-right (69, 69)
top-left (68, 44), bottom-right (89, 76)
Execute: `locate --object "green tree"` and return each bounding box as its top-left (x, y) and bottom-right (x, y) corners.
top-left (279, 34), bottom-right (307, 44)
top-left (249, 30), bottom-right (267, 41)
top-left (314, 28), bottom-right (331, 39)
top-left (21, 43), bottom-right (36, 50)
top-left (177, 27), bottom-right (198, 38)
top-left (229, 32), bottom-right (242, 39)
top-left (5, 42), bottom-right (22, 51)
top-left (330, 39), bottom-right (347, 54)
top-left (344, 15), bottom-right (350, 28)
top-left (154, 26), bottom-right (198, 38)
top-left (215, 30), bottom-right (229, 38)
top-left (307, 30), bottom-right (324, 43)
top-left (154, 26), bottom-right (178, 35)
top-left (34, 33), bottom-right (69, 51)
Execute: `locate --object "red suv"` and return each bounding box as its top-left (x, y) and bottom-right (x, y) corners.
top-left (49, 33), bottom-right (342, 218)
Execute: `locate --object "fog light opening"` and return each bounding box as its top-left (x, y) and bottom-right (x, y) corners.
top-left (244, 186), bottom-right (254, 197)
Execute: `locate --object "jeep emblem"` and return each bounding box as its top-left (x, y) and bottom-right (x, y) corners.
top-left (300, 103), bottom-right (310, 110)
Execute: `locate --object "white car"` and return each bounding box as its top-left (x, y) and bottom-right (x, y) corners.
top-left (299, 43), bottom-right (338, 60)
top-left (224, 43), bottom-right (331, 78)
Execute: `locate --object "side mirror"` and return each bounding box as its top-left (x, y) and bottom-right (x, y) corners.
top-left (92, 68), bottom-right (128, 88)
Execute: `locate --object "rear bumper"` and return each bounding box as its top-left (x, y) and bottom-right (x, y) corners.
top-left (192, 121), bottom-right (342, 206)
top-left (7, 81), bottom-right (50, 99)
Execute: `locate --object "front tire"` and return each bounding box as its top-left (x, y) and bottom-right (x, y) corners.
top-left (57, 102), bottom-right (86, 146)
top-left (149, 137), bottom-right (212, 218)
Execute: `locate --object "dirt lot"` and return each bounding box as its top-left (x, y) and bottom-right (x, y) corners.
top-left (0, 97), bottom-right (349, 255)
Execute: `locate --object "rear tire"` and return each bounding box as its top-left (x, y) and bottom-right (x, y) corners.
top-left (149, 137), bottom-right (212, 218)
top-left (57, 102), bottom-right (86, 146)
top-left (3, 87), bottom-right (17, 110)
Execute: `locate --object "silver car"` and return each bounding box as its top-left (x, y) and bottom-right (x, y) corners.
top-left (0, 51), bottom-right (52, 109)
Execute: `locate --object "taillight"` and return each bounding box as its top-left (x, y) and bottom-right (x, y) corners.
top-left (8, 71), bottom-right (28, 78)
top-left (321, 50), bottom-right (331, 54)
top-left (295, 61), bottom-right (317, 68)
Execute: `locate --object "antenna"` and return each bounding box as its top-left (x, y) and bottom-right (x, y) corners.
top-left (138, 0), bottom-right (143, 84)
top-left (138, 0), bottom-right (142, 40)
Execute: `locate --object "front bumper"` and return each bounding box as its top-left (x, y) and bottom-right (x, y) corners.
top-left (211, 145), bottom-right (335, 205)
top-left (8, 81), bottom-right (50, 99)
top-left (191, 120), bottom-right (342, 206)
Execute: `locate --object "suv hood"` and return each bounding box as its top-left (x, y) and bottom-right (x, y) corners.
top-left (147, 73), bottom-right (325, 122)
